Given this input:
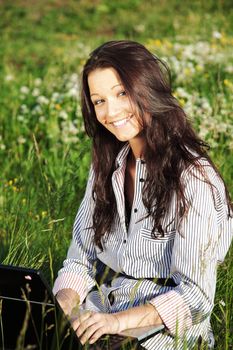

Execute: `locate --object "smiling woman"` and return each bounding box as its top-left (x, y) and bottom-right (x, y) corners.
top-left (53, 40), bottom-right (233, 350)
top-left (88, 67), bottom-right (143, 147)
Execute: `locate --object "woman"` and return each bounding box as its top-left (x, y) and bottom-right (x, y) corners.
top-left (53, 40), bottom-right (232, 349)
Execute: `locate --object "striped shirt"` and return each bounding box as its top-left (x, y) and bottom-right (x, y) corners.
top-left (53, 143), bottom-right (232, 349)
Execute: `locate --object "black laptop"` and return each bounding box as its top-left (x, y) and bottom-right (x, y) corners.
top-left (0, 264), bottom-right (164, 350)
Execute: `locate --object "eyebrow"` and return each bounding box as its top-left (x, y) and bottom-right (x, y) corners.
top-left (90, 83), bottom-right (123, 97)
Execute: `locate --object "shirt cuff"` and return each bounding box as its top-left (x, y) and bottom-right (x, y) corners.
top-left (52, 272), bottom-right (88, 304)
top-left (149, 290), bottom-right (192, 336)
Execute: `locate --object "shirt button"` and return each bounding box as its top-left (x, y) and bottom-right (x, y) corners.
top-left (139, 178), bottom-right (145, 182)
top-left (134, 208), bottom-right (138, 213)
top-left (123, 239), bottom-right (127, 243)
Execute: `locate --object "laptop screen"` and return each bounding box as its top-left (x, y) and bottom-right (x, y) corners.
top-left (0, 264), bottom-right (81, 350)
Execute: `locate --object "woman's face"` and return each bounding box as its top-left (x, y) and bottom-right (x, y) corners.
top-left (88, 67), bottom-right (143, 142)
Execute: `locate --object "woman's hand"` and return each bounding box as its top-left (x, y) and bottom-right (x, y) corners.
top-left (56, 288), bottom-right (80, 316)
top-left (71, 310), bottom-right (120, 345)
top-left (71, 303), bottom-right (162, 345)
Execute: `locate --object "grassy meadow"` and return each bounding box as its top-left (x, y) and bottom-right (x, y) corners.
top-left (0, 1), bottom-right (233, 348)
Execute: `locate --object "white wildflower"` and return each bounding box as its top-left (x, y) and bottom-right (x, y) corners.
top-left (32, 88), bottom-right (40, 97)
top-left (34, 78), bottom-right (42, 86)
top-left (39, 116), bottom-right (46, 123)
top-left (51, 92), bottom-right (60, 102)
top-left (20, 86), bottom-right (30, 94)
top-left (18, 136), bottom-right (26, 144)
top-left (219, 299), bottom-right (225, 307)
top-left (70, 73), bottom-right (79, 83)
top-left (67, 87), bottom-right (78, 98)
top-left (59, 110), bottom-right (68, 120)
top-left (0, 144), bottom-right (6, 150)
top-left (17, 115), bottom-right (25, 122)
top-left (20, 104), bottom-right (29, 114)
top-left (37, 95), bottom-right (49, 105)
top-left (212, 31), bottom-right (222, 39)
top-left (32, 105), bottom-right (43, 115)
top-left (5, 74), bottom-right (14, 82)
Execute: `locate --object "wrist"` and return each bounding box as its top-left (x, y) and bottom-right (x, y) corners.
top-left (113, 303), bottom-right (163, 333)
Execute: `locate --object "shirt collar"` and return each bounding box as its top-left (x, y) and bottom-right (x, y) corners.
top-left (115, 143), bottom-right (131, 168)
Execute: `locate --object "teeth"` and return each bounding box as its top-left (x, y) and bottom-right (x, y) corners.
top-left (113, 118), bottom-right (128, 126)
top-left (112, 115), bottom-right (133, 127)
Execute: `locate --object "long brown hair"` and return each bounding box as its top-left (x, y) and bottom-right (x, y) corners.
top-left (81, 40), bottom-right (232, 249)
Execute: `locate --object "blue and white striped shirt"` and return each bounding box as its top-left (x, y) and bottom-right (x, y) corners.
top-left (53, 143), bottom-right (232, 349)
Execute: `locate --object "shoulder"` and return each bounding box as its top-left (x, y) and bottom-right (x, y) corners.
top-left (181, 157), bottom-right (229, 221)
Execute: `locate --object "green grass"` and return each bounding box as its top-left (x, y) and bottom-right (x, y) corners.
top-left (0, 1), bottom-right (232, 349)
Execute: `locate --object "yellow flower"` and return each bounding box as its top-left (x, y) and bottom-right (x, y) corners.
top-left (22, 198), bottom-right (27, 205)
top-left (8, 180), bottom-right (13, 186)
top-left (223, 79), bottom-right (233, 88)
top-left (184, 68), bottom-right (192, 76)
top-left (179, 98), bottom-right (185, 107)
top-left (55, 104), bottom-right (61, 110)
top-left (196, 65), bottom-right (203, 72)
top-left (41, 211), bottom-right (48, 218)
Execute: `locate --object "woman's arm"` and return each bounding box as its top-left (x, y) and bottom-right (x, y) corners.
top-left (56, 288), bottom-right (80, 316)
top-left (53, 166), bottom-right (97, 303)
top-left (149, 163), bottom-right (232, 337)
top-left (71, 303), bottom-right (163, 345)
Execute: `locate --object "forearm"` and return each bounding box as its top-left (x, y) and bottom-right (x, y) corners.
top-left (56, 288), bottom-right (81, 316)
top-left (114, 303), bottom-right (163, 333)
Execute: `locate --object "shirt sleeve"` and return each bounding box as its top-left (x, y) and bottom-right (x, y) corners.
top-left (53, 166), bottom-right (97, 304)
top-left (150, 162), bottom-right (233, 336)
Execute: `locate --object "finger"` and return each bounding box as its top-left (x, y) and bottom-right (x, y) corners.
top-left (76, 313), bottom-right (97, 338)
top-left (89, 327), bottom-right (106, 344)
top-left (79, 323), bottom-right (101, 345)
top-left (70, 316), bottom-right (80, 332)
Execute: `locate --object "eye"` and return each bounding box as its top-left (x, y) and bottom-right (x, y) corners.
top-left (119, 90), bottom-right (127, 97)
top-left (93, 99), bottom-right (104, 106)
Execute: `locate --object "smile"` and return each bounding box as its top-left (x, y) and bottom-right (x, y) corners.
top-left (110, 115), bottom-right (134, 128)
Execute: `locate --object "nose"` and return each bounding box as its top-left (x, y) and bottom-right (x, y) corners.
top-left (107, 98), bottom-right (121, 119)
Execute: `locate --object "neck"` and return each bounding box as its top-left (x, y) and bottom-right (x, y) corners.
top-left (129, 134), bottom-right (146, 160)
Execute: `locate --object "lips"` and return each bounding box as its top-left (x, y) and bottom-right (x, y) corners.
top-left (109, 114), bottom-right (134, 128)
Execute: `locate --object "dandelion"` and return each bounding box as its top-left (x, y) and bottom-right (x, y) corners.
top-left (32, 105), bottom-right (43, 115)
top-left (34, 78), bottom-right (42, 86)
top-left (39, 116), bottom-right (46, 123)
top-left (59, 110), bottom-right (68, 120)
top-left (212, 31), bottom-right (222, 39)
top-left (51, 92), bottom-right (60, 102)
top-left (18, 136), bottom-right (26, 144)
top-left (20, 86), bottom-right (30, 94)
top-left (37, 95), bottom-right (49, 105)
top-left (67, 86), bottom-right (79, 98)
top-left (32, 88), bottom-right (40, 97)
top-left (223, 79), bottom-right (233, 90)
top-left (225, 65), bottom-right (233, 73)
top-left (20, 104), bottom-right (29, 114)
top-left (41, 211), bottom-right (48, 218)
top-left (17, 115), bottom-right (25, 122)
top-left (134, 24), bottom-right (145, 33)
top-left (5, 74), bottom-right (14, 82)
top-left (55, 104), bottom-right (62, 110)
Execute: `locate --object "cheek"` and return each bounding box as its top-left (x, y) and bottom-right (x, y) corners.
top-left (95, 109), bottom-right (106, 124)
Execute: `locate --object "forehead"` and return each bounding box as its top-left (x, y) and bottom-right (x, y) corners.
top-left (88, 67), bottom-right (122, 93)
